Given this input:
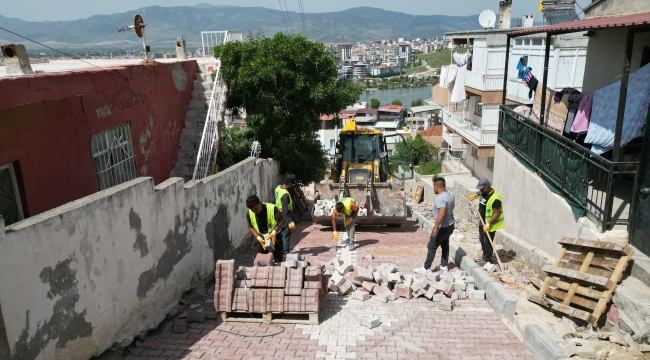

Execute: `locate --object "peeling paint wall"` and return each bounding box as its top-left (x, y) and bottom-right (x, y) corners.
top-left (0, 60), bottom-right (198, 217)
top-left (0, 158), bottom-right (282, 360)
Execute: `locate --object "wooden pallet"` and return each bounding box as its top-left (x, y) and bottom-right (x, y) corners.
top-left (218, 310), bottom-right (320, 325)
top-left (528, 237), bottom-right (633, 327)
top-left (413, 184), bottom-right (424, 204)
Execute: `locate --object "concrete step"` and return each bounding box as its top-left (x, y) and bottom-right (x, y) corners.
top-left (184, 120), bottom-right (205, 130)
top-left (186, 109), bottom-right (208, 119)
top-left (189, 100), bottom-right (209, 111)
top-left (179, 140), bottom-right (201, 153)
top-left (180, 130), bottom-right (203, 143)
top-left (200, 72), bottom-right (213, 82)
top-left (176, 151), bottom-right (198, 163)
top-left (192, 79), bottom-right (211, 91)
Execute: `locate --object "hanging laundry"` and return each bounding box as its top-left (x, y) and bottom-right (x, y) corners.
top-left (584, 62), bottom-right (650, 154)
top-left (554, 92), bottom-right (564, 103)
top-left (524, 72), bottom-right (533, 86)
top-left (439, 66), bottom-right (448, 88)
top-left (571, 92), bottom-right (593, 134)
top-left (446, 64), bottom-right (458, 92)
top-left (517, 57), bottom-right (526, 80)
top-left (527, 76), bottom-right (539, 99)
top-left (453, 52), bottom-right (471, 66)
top-left (513, 105), bottom-right (532, 118)
top-left (450, 64), bottom-right (468, 103)
top-left (564, 93), bottom-right (583, 134)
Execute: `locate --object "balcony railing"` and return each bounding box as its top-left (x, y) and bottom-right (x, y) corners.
top-left (442, 109), bottom-right (498, 147)
top-left (465, 70), bottom-right (504, 91)
top-left (498, 105), bottom-right (639, 231)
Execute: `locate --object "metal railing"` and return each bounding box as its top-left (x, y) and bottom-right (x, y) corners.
top-left (498, 105), bottom-right (639, 231)
top-left (201, 31), bottom-right (243, 56)
top-left (192, 64), bottom-right (227, 180)
top-left (441, 150), bottom-right (462, 173)
top-left (442, 108), bottom-right (498, 146)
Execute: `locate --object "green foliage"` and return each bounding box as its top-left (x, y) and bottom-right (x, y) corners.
top-left (417, 160), bottom-right (441, 175)
top-left (408, 134), bottom-right (439, 165)
top-left (215, 126), bottom-right (253, 173)
top-left (411, 98), bottom-right (424, 107)
top-left (214, 31), bottom-right (361, 183)
top-left (391, 99), bottom-right (403, 106)
top-left (370, 98), bottom-right (381, 109)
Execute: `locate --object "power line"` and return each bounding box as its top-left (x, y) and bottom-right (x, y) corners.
top-left (283, 0), bottom-right (294, 34)
top-left (0, 25), bottom-right (132, 80)
top-left (298, 0), bottom-right (308, 37)
top-left (278, 0), bottom-right (290, 33)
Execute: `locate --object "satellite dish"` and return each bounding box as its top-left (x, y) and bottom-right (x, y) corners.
top-left (134, 14), bottom-right (144, 38)
top-left (479, 10), bottom-right (497, 29)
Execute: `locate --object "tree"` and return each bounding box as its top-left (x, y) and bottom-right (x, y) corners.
top-left (411, 98), bottom-right (424, 107)
top-left (391, 134), bottom-right (441, 175)
top-left (215, 126), bottom-right (253, 173)
top-left (391, 99), bottom-right (403, 106)
top-left (370, 98), bottom-right (381, 109)
top-left (214, 31), bottom-right (361, 183)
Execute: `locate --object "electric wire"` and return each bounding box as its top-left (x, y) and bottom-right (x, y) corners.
top-left (283, 0), bottom-right (294, 34)
top-left (297, 0), bottom-right (307, 37)
top-left (211, 267), bottom-right (285, 338)
top-left (0, 25), bottom-right (132, 80)
top-left (278, 0), bottom-right (290, 33)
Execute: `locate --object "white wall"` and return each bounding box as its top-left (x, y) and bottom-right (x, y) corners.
top-left (317, 129), bottom-right (339, 158)
top-left (0, 158), bottom-right (281, 360)
top-left (463, 149), bottom-right (493, 182)
top-left (582, 29), bottom-right (650, 93)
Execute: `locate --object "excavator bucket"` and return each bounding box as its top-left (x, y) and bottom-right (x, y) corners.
top-left (312, 181), bottom-right (407, 226)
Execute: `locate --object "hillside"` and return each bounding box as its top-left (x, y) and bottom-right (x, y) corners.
top-left (0, 5), bottom-right (480, 49)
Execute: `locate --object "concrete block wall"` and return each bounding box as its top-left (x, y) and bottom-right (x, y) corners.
top-left (0, 158), bottom-right (282, 360)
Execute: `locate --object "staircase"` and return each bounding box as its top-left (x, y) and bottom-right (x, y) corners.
top-left (171, 62), bottom-right (217, 181)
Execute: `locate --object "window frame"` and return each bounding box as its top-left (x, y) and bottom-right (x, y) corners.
top-left (0, 162), bottom-right (26, 225)
top-left (90, 123), bottom-right (138, 191)
top-left (487, 156), bottom-right (495, 171)
top-left (471, 147), bottom-right (479, 161)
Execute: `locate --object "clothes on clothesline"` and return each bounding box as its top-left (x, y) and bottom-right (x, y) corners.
top-left (439, 66), bottom-right (448, 88)
top-left (527, 76), bottom-right (539, 100)
top-left (571, 92), bottom-right (593, 134)
top-left (450, 64), bottom-right (468, 103)
top-left (525, 72), bottom-right (533, 84)
top-left (584, 62), bottom-right (650, 154)
top-left (564, 93), bottom-right (583, 134)
top-left (453, 52), bottom-right (471, 67)
top-left (446, 64), bottom-right (458, 92)
top-left (517, 57), bottom-right (526, 79)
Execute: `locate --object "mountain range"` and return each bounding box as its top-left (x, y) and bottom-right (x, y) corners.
top-left (0, 5), bottom-right (481, 49)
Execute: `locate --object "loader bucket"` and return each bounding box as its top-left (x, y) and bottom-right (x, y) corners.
top-left (312, 181), bottom-right (407, 226)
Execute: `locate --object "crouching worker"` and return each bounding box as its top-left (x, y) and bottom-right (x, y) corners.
top-left (331, 197), bottom-right (359, 251)
top-left (246, 195), bottom-right (284, 263)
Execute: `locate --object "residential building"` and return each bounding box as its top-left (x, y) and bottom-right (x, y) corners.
top-left (337, 42), bottom-right (353, 62)
top-left (378, 104), bottom-right (405, 121)
top-left (418, 125), bottom-right (444, 151)
top-left (431, 26), bottom-right (587, 181)
top-left (394, 42), bottom-right (412, 65)
top-left (352, 63), bottom-right (369, 78)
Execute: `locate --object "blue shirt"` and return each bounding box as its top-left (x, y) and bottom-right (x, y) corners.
top-left (433, 190), bottom-right (455, 228)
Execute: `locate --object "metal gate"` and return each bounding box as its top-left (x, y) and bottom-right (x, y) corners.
top-left (630, 105), bottom-right (650, 256)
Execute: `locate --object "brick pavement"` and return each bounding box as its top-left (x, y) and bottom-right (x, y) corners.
top-left (125, 221), bottom-right (534, 360)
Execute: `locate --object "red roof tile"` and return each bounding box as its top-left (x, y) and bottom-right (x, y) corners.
top-left (508, 12), bottom-right (650, 36)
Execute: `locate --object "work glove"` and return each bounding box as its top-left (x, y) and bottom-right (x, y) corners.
top-left (263, 233), bottom-right (275, 251)
top-left (468, 194), bottom-right (476, 201)
top-left (483, 224), bottom-right (490, 233)
top-left (345, 217), bottom-right (352, 226)
top-left (257, 235), bottom-right (266, 250)
top-left (331, 233), bottom-right (339, 242)
top-left (288, 221), bottom-right (296, 230)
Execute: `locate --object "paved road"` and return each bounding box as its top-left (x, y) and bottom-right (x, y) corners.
top-left (125, 221), bottom-right (534, 360)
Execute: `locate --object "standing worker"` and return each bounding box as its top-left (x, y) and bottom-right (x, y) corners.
top-left (331, 197), bottom-right (359, 251)
top-left (275, 174), bottom-right (297, 256)
top-left (469, 178), bottom-right (504, 265)
top-left (246, 194), bottom-right (284, 263)
top-left (417, 177), bottom-right (455, 272)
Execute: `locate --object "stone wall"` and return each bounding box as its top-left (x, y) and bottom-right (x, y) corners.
top-left (0, 158), bottom-right (282, 360)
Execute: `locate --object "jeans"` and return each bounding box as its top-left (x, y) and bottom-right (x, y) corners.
top-left (424, 225), bottom-right (455, 269)
top-left (257, 236), bottom-right (284, 263)
top-left (479, 225), bottom-right (496, 261)
top-left (344, 216), bottom-right (356, 245)
top-left (279, 222), bottom-right (291, 253)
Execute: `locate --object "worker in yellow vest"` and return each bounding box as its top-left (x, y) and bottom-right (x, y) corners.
top-left (275, 174), bottom-right (297, 255)
top-left (246, 194), bottom-right (284, 263)
top-left (331, 197), bottom-right (359, 251)
top-left (469, 178), bottom-right (504, 265)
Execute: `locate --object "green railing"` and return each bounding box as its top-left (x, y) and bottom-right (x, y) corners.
top-left (498, 105), bottom-right (639, 231)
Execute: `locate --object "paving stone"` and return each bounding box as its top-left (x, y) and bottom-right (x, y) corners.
top-left (440, 272), bottom-right (456, 284)
top-left (372, 270), bottom-right (388, 286)
top-left (454, 281), bottom-right (467, 291)
top-left (387, 273), bottom-right (401, 284)
top-left (362, 281), bottom-right (375, 292)
top-left (351, 290), bottom-right (370, 301)
top-left (431, 294), bottom-right (444, 302)
top-left (359, 315), bottom-right (380, 328)
top-left (331, 272), bottom-right (345, 287)
top-left (438, 281), bottom-right (454, 296)
top-left (395, 285), bottom-right (412, 299)
top-left (425, 272), bottom-right (440, 281)
top-left (483, 262), bottom-right (497, 273)
top-left (468, 290), bottom-right (486, 299)
top-left (338, 261), bottom-right (353, 275)
top-left (453, 290), bottom-right (467, 300)
top-left (438, 298), bottom-right (454, 311)
top-left (355, 267), bottom-right (374, 282)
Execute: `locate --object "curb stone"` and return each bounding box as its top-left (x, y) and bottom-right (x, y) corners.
top-left (523, 324), bottom-right (571, 360)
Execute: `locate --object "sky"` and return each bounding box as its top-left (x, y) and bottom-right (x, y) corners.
top-left (2, 0), bottom-right (593, 22)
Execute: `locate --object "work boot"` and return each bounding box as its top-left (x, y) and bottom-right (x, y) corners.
top-left (340, 238), bottom-right (350, 245)
top-left (348, 242), bottom-right (355, 251)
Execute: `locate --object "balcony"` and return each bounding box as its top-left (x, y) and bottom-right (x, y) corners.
top-left (465, 70), bottom-right (504, 92)
top-left (441, 108), bottom-right (498, 147)
top-left (498, 105), bottom-right (639, 231)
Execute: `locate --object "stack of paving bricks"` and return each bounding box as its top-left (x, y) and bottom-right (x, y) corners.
top-left (324, 257), bottom-right (486, 311)
top-left (214, 253), bottom-right (326, 317)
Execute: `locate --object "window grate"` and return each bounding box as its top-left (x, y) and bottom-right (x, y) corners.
top-left (91, 123), bottom-right (137, 190)
top-left (0, 163), bottom-right (25, 226)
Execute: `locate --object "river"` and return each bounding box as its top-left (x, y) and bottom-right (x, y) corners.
top-left (358, 86), bottom-right (432, 108)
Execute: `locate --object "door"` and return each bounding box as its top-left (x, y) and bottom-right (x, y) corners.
top-left (383, 134), bottom-right (414, 180)
top-left (0, 163), bottom-right (25, 227)
top-left (630, 108), bottom-right (650, 256)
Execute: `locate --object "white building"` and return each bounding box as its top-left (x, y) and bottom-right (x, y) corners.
top-left (394, 42), bottom-right (411, 66)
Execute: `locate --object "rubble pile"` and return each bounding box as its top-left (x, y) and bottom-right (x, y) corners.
top-left (212, 255), bottom-right (328, 315)
top-left (324, 257), bottom-right (485, 311)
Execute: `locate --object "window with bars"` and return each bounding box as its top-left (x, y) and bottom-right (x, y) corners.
top-left (91, 123), bottom-right (138, 191)
top-left (487, 156), bottom-right (495, 172)
top-left (0, 163), bottom-right (25, 226)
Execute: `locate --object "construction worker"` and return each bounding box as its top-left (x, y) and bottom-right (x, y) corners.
top-left (469, 178), bottom-right (504, 265)
top-left (246, 194), bottom-right (284, 263)
top-left (418, 177), bottom-right (455, 272)
top-left (275, 174), bottom-right (297, 255)
top-left (331, 197), bottom-right (359, 251)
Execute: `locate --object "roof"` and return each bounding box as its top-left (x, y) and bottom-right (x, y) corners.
top-left (355, 108), bottom-right (378, 114)
top-left (410, 105), bottom-right (441, 113)
top-left (419, 125), bottom-right (443, 137)
top-left (379, 105), bottom-right (405, 112)
top-left (374, 121), bottom-right (399, 128)
top-left (508, 11), bottom-right (650, 36)
top-left (543, 9), bottom-right (580, 25)
top-left (320, 114), bottom-right (335, 121)
top-left (339, 109), bottom-right (357, 115)
top-left (354, 116), bottom-right (377, 123)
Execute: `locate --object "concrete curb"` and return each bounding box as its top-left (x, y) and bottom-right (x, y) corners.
top-left (407, 205), bottom-right (517, 321)
top-left (523, 324), bottom-right (571, 360)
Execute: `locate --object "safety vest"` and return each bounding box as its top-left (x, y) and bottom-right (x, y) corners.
top-left (249, 203), bottom-right (278, 235)
top-left (275, 185), bottom-right (293, 211)
top-left (335, 198), bottom-right (358, 216)
top-left (485, 188), bottom-right (504, 232)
